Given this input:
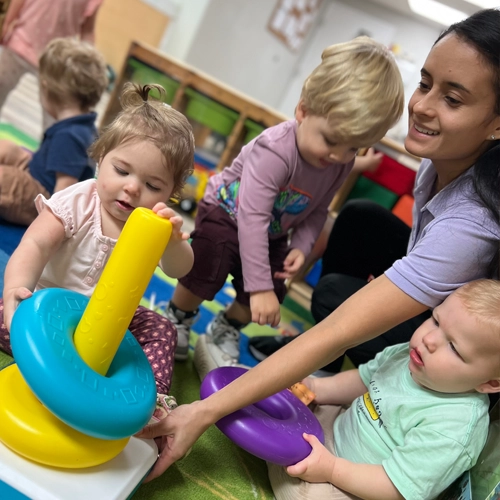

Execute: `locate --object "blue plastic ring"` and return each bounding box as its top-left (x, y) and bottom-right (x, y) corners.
top-left (11, 288), bottom-right (157, 440)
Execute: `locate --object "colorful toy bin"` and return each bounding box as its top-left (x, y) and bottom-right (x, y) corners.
top-left (127, 58), bottom-right (180, 104)
top-left (184, 88), bottom-right (239, 147)
top-left (244, 120), bottom-right (265, 144)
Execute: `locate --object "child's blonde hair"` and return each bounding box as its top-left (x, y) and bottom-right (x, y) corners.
top-left (89, 83), bottom-right (195, 201)
top-left (454, 279), bottom-right (500, 337)
top-left (39, 37), bottom-right (108, 111)
top-left (301, 36), bottom-right (404, 146)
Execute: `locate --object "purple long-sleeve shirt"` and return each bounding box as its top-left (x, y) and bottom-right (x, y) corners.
top-left (203, 120), bottom-right (353, 293)
top-left (385, 159), bottom-right (500, 307)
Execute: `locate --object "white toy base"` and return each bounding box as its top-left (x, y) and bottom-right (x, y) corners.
top-left (0, 437), bottom-right (158, 500)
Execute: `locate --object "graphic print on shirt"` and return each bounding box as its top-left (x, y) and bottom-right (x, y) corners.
top-left (217, 181), bottom-right (311, 234)
top-left (357, 379), bottom-right (384, 428)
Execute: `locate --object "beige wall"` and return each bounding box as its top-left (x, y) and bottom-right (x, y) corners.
top-left (95, 0), bottom-right (170, 73)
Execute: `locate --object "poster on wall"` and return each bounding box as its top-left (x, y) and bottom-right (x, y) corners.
top-left (268, 0), bottom-right (324, 52)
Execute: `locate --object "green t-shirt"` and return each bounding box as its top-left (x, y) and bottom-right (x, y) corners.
top-left (333, 342), bottom-right (489, 500)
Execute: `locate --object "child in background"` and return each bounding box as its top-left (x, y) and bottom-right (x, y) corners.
top-left (165, 37), bottom-right (404, 364)
top-left (0, 83), bottom-right (195, 401)
top-left (269, 279), bottom-right (500, 500)
top-left (0, 0), bottom-right (103, 130)
top-left (0, 37), bottom-right (108, 226)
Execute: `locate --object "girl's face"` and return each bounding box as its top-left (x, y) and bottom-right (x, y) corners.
top-left (97, 139), bottom-right (174, 228)
top-left (405, 34), bottom-right (500, 175)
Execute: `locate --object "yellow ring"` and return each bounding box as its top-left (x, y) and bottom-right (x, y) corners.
top-left (0, 365), bottom-right (129, 468)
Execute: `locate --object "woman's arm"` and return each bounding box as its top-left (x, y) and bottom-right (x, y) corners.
top-left (1, 0), bottom-right (25, 41)
top-left (80, 9), bottom-right (98, 43)
top-left (137, 274), bottom-right (428, 480)
top-left (305, 369), bottom-right (367, 406)
top-left (3, 209), bottom-right (65, 329)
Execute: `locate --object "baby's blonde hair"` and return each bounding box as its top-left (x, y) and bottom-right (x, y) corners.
top-left (454, 280), bottom-right (500, 336)
top-left (301, 36), bottom-right (404, 146)
top-left (39, 37), bottom-right (108, 111)
top-left (89, 83), bottom-right (195, 201)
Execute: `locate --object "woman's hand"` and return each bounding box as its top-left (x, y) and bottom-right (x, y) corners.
top-left (3, 286), bottom-right (33, 331)
top-left (286, 433), bottom-right (337, 484)
top-left (152, 204), bottom-right (190, 243)
top-left (250, 290), bottom-right (281, 326)
top-left (274, 248), bottom-right (305, 280)
top-left (352, 147), bottom-right (384, 173)
top-left (135, 401), bottom-right (212, 481)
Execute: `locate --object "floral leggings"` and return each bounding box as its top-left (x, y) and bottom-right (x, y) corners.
top-left (0, 301), bottom-right (177, 394)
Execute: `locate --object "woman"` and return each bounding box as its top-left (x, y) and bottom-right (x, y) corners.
top-left (138, 8), bottom-right (500, 481)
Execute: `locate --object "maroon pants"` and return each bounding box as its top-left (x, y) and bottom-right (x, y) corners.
top-left (0, 301), bottom-right (177, 394)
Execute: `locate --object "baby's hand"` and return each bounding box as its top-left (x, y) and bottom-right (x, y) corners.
top-left (286, 433), bottom-right (336, 484)
top-left (274, 248), bottom-right (305, 280)
top-left (3, 287), bottom-right (33, 331)
top-left (250, 290), bottom-right (280, 326)
top-left (152, 204), bottom-right (190, 242)
top-left (301, 376), bottom-right (317, 396)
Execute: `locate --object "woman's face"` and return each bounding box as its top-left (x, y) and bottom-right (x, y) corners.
top-left (405, 34), bottom-right (500, 175)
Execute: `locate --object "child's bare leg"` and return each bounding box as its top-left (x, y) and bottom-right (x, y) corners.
top-left (225, 300), bottom-right (252, 325)
top-left (171, 282), bottom-right (204, 312)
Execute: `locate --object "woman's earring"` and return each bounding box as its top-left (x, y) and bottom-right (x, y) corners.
top-left (491, 135), bottom-right (497, 140)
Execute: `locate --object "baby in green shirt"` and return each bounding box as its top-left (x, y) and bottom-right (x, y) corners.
top-left (269, 279), bottom-right (500, 500)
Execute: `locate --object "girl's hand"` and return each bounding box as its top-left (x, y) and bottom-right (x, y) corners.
top-left (3, 287), bottom-right (33, 331)
top-left (152, 204), bottom-right (190, 243)
top-left (250, 290), bottom-right (281, 326)
top-left (287, 433), bottom-right (337, 484)
top-left (274, 248), bottom-right (305, 280)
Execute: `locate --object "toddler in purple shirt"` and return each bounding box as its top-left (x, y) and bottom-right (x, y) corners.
top-left (164, 37), bottom-right (405, 367)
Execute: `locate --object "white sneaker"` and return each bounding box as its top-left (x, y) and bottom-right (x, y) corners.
top-left (206, 311), bottom-right (240, 359)
top-left (162, 301), bottom-right (198, 361)
top-left (194, 334), bottom-right (249, 381)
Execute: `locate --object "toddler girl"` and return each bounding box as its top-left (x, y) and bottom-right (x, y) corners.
top-left (0, 83), bottom-right (195, 399)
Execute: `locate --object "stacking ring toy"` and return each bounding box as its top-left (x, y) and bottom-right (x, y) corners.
top-left (0, 208), bottom-right (173, 468)
top-left (11, 288), bottom-right (157, 440)
top-left (200, 366), bottom-right (324, 466)
top-left (0, 364), bottom-right (129, 468)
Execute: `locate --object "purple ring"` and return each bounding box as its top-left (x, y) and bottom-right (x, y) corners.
top-left (200, 366), bottom-right (324, 466)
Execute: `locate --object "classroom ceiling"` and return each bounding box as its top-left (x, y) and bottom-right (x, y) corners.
top-left (365, 0), bottom-right (486, 27)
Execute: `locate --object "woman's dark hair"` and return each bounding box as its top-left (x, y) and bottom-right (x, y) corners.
top-left (436, 9), bottom-right (500, 275)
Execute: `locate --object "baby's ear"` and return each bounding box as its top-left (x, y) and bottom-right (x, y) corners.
top-left (475, 379), bottom-right (500, 394)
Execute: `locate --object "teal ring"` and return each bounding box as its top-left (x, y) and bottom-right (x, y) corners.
top-left (11, 288), bottom-right (156, 440)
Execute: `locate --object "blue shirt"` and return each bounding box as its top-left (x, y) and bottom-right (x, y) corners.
top-left (385, 159), bottom-right (500, 308)
top-left (29, 112), bottom-right (98, 195)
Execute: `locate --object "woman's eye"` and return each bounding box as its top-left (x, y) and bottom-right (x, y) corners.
top-left (418, 81), bottom-right (430, 91)
top-left (445, 96), bottom-right (461, 106)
